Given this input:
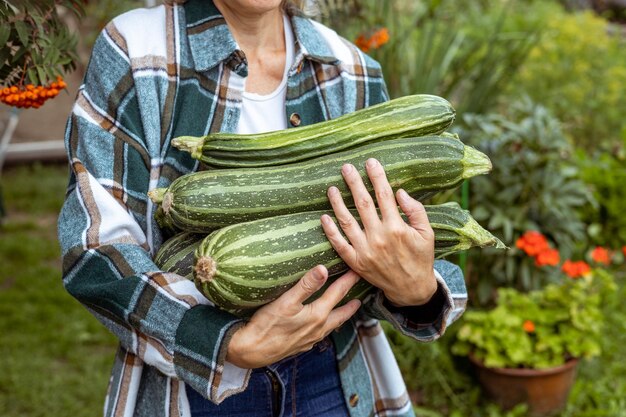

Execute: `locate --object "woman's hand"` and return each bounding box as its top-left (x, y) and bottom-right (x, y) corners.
top-left (226, 266), bottom-right (361, 369)
top-left (320, 158), bottom-right (438, 307)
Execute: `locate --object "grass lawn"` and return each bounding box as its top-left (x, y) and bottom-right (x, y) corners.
top-left (1, 163), bottom-right (624, 417)
top-left (0, 164), bottom-right (117, 417)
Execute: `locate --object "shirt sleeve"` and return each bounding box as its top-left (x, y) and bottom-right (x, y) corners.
top-left (57, 24), bottom-right (251, 404)
top-left (360, 260), bottom-right (468, 341)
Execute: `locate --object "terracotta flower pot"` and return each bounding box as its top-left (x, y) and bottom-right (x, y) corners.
top-left (469, 355), bottom-right (579, 417)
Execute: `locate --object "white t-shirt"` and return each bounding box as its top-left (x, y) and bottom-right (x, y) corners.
top-left (236, 14), bottom-right (294, 134)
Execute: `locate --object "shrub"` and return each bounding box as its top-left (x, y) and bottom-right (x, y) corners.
top-left (324, 0), bottom-right (540, 115)
top-left (509, 3), bottom-right (626, 150)
top-left (455, 99), bottom-right (594, 302)
top-left (575, 138), bottom-right (626, 248)
top-left (452, 268), bottom-right (616, 369)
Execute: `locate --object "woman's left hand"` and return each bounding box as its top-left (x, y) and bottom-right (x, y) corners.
top-left (320, 158), bottom-right (438, 307)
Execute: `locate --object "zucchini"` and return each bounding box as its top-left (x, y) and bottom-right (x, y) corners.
top-left (193, 203), bottom-right (504, 316)
top-left (154, 205), bottom-right (180, 238)
top-left (153, 231), bottom-right (373, 317)
top-left (154, 231), bottom-right (203, 279)
top-left (171, 95), bottom-right (455, 168)
top-left (149, 136), bottom-right (491, 232)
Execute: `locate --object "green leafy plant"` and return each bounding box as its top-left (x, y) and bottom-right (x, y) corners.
top-left (0, 0), bottom-right (85, 87)
top-left (509, 2), bottom-right (626, 150)
top-left (384, 323), bottom-right (530, 417)
top-left (451, 268), bottom-right (616, 369)
top-left (324, 0), bottom-right (540, 115)
top-left (454, 99), bottom-right (594, 301)
top-left (383, 323), bottom-right (475, 413)
top-left (576, 137), bottom-right (626, 248)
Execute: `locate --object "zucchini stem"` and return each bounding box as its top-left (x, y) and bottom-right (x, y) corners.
top-left (461, 216), bottom-right (507, 249)
top-left (461, 146), bottom-right (493, 178)
top-left (148, 188), bottom-right (167, 204)
top-left (171, 136), bottom-right (203, 159)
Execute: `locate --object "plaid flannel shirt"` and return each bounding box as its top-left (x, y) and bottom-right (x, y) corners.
top-left (57, 1), bottom-right (468, 416)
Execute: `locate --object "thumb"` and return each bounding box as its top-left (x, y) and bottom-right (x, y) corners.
top-left (281, 265), bottom-right (329, 306)
top-left (396, 189), bottom-right (431, 233)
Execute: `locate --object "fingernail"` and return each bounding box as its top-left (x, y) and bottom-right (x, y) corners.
top-left (327, 186), bottom-right (338, 196)
top-left (321, 214), bottom-right (331, 225)
top-left (397, 189), bottom-right (409, 200)
top-left (312, 266), bottom-right (325, 281)
top-left (366, 158), bottom-right (378, 168)
top-left (342, 164), bottom-right (353, 174)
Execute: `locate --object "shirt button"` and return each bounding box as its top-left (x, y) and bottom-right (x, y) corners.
top-left (349, 393), bottom-right (359, 407)
top-left (289, 113), bottom-right (301, 127)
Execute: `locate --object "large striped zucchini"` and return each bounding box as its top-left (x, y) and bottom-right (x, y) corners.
top-left (148, 136), bottom-right (491, 232)
top-left (153, 231), bottom-right (371, 317)
top-left (192, 203), bottom-right (504, 316)
top-left (171, 95), bottom-right (455, 168)
top-left (154, 231), bottom-right (203, 279)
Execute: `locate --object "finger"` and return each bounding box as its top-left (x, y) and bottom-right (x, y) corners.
top-left (365, 158), bottom-right (402, 222)
top-left (396, 189), bottom-right (433, 235)
top-left (311, 270), bottom-right (360, 312)
top-left (327, 186), bottom-right (365, 244)
top-left (281, 265), bottom-right (329, 306)
top-left (323, 299), bottom-right (362, 333)
top-left (341, 163), bottom-right (380, 230)
top-left (321, 213), bottom-right (358, 265)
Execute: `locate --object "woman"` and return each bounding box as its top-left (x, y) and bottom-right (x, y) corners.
top-left (57, 0), bottom-right (467, 416)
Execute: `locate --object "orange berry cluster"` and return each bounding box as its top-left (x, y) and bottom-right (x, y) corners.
top-left (0, 76), bottom-right (67, 109)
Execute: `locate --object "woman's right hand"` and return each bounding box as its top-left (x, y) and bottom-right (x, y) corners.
top-left (225, 266), bottom-right (362, 369)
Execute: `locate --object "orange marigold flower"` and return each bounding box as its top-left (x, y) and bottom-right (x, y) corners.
top-left (622, 246), bottom-right (626, 257)
top-left (523, 320), bottom-right (536, 333)
top-left (591, 247), bottom-right (610, 265)
top-left (562, 260), bottom-right (591, 279)
top-left (355, 34), bottom-right (371, 53)
top-left (355, 27), bottom-right (390, 53)
top-left (370, 28), bottom-right (390, 49)
top-left (561, 260), bottom-right (577, 278)
top-left (535, 248), bottom-right (560, 267)
top-left (578, 261), bottom-right (591, 276)
top-left (516, 231), bottom-right (550, 256)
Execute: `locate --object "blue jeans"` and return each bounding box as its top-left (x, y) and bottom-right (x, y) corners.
top-left (186, 338), bottom-right (350, 417)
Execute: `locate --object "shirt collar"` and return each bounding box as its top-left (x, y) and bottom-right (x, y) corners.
top-left (183, 0), bottom-right (340, 74)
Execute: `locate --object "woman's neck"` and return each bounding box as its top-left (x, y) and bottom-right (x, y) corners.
top-left (213, 0), bottom-right (285, 56)
top-left (213, 0), bottom-right (287, 95)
